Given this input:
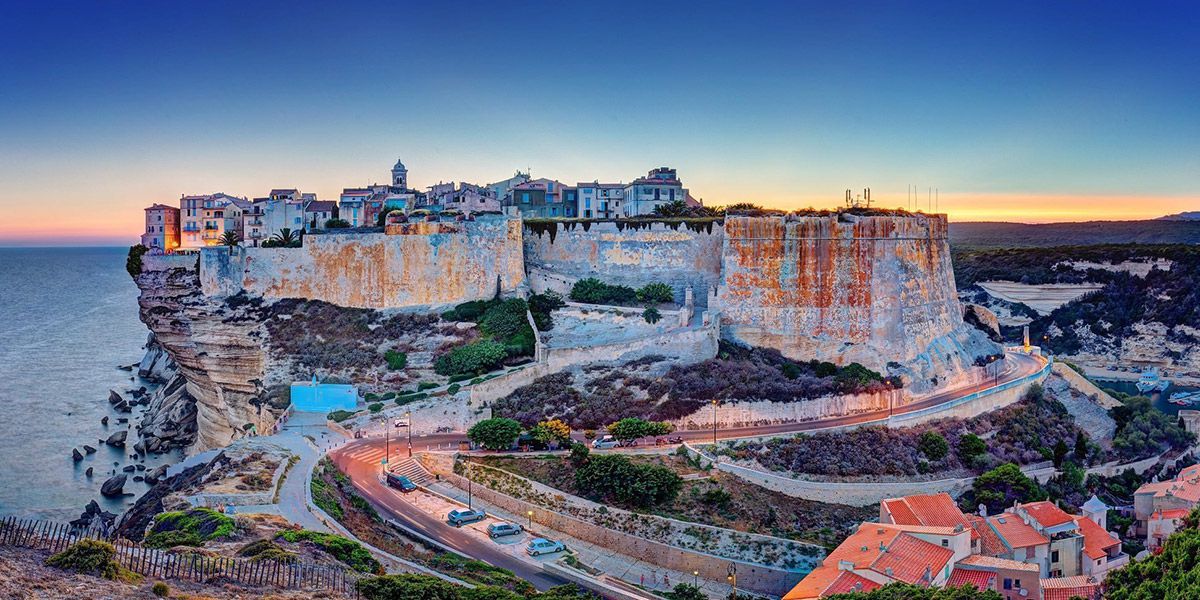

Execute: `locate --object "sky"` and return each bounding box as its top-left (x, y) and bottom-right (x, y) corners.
top-left (1, 1), bottom-right (1198, 245)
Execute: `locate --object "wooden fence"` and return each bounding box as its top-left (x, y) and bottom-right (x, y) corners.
top-left (0, 517), bottom-right (360, 596)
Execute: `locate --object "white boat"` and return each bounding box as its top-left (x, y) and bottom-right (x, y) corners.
top-left (1136, 367), bottom-right (1170, 394)
top-left (1168, 391), bottom-right (1200, 406)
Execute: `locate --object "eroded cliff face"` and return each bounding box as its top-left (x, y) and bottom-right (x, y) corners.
top-left (718, 214), bottom-right (999, 390)
top-left (135, 264), bottom-right (275, 453)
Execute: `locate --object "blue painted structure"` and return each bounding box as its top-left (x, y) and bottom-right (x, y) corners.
top-left (291, 376), bottom-right (358, 413)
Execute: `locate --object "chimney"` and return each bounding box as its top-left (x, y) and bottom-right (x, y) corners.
top-left (979, 504), bottom-right (987, 518)
top-left (923, 565), bottom-right (932, 582)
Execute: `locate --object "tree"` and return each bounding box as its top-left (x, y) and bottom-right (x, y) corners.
top-left (1052, 439), bottom-right (1069, 468)
top-left (532, 419), bottom-right (571, 445)
top-left (971, 463), bottom-right (1046, 516)
top-left (467, 418), bottom-right (523, 451)
top-left (1104, 526), bottom-right (1200, 600)
top-left (606, 417), bottom-right (672, 442)
top-left (642, 307), bottom-right (662, 324)
top-left (325, 218), bottom-right (351, 229)
top-left (664, 583), bottom-right (706, 600)
top-left (957, 433), bottom-right (987, 463)
top-left (266, 227), bottom-right (301, 247)
top-left (826, 583), bottom-right (1002, 599)
top-left (918, 431), bottom-right (949, 461)
top-left (574, 454), bottom-right (682, 508)
top-left (637, 282), bottom-right (675, 304)
top-left (568, 442), bottom-right (590, 467)
top-left (220, 231), bottom-right (240, 247)
top-left (434, 341), bottom-right (508, 376)
top-left (126, 244), bottom-right (149, 277)
top-left (651, 199), bottom-right (692, 218)
top-left (1073, 431), bottom-right (1088, 463)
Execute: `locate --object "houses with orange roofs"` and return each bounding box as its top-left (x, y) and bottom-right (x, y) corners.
top-left (1134, 463), bottom-right (1200, 549)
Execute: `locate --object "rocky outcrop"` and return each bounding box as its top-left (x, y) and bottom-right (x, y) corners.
top-left (137, 332), bottom-right (177, 383)
top-left (100, 474), bottom-right (126, 497)
top-left (104, 430), bottom-right (127, 448)
top-left (963, 303), bottom-right (1003, 342)
top-left (133, 264), bottom-right (276, 453)
top-left (113, 456), bottom-right (221, 541)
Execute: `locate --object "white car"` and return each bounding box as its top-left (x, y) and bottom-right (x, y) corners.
top-left (525, 537), bottom-right (565, 556)
top-left (394, 418), bottom-right (410, 428)
top-left (591, 435), bottom-right (619, 449)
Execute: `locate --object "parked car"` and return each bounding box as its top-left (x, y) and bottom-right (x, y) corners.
top-left (487, 522), bottom-right (523, 539)
top-left (525, 538), bottom-right (565, 556)
top-left (667, 436), bottom-right (683, 444)
top-left (386, 473), bottom-right (417, 492)
top-left (447, 508), bottom-right (486, 526)
top-left (592, 435), bottom-right (620, 449)
top-left (394, 418), bottom-right (410, 428)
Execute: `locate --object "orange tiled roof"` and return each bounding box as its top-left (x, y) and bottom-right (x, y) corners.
top-left (1135, 465), bottom-right (1200, 502)
top-left (869, 533), bottom-right (954, 585)
top-left (883, 493), bottom-right (976, 537)
top-left (967, 515), bottom-right (1009, 556)
top-left (1020, 501), bottom-right (1076, 529)
top-left (1041, 576), bottom-right (1100, 600)
top-left (823, 571), bottom-right (882, 596)
top-left (825, 524), bottom-right (901, 569)
top-left (883, 498), bottom-right (920, 524)
top-left (1073, 516), bottom-right (1120, 560)
top-left (988, 514), bottom-right (1049, 549)
top-left (1151, 508), bottom-right (1192, 520)
top-left (946, 568), bottom-right (995, 590)
top-left (957, 554), bottom-right (1040, 572)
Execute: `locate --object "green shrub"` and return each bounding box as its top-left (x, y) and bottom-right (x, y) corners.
top-left (311, 473), bottom-right (343, 519)
top-left (442, 299), bottom-right (497, 323)
top-left (417, 381), bottom-right (439, 391)
top-left (569, 278), bottom-right (637, 305)
top-left (467, 418), bottom-right (523, 450)
top-left (448, 373), bottom-right (474, 383)
top-left (368, 402), bottom-right (384, 413)
top-left (434, 341), bottom-right (508, 376)
top-left (636, 282), bottom-right (674, 304)
top-left (918, 431), bottom-right (949, 461)
top-left (479, 298), bottom-right (531, 340)
top-left (384, 350), bottom-right (408, 370)
top-left (575, 454), bottom-right (682, 508)
top-left (447, 383), bottom-right (461, 395)
top-left (126, 244), bottom-right (149, 278)
top-left (277, 530), bottom-right (382, 573)
top-left (47, 539), bottom-right (140, 582)
top-left (325, 218), bottom-right (351, 229)
top-left (151, 581), bottom-right (170, 597)
top-left (395, 392), bottom-right (428, 406)
top-left (528, 291), bottom-right (566, 331)
top-left (144, 508), bottom-right (236, 549)
top-left (642, 307), bottom-right (662, 324)
top-left (327, 410), bottom-right (356, 422)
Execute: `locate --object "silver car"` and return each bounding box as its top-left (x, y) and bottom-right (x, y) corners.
top-left (487, 522), bottom-right (523, 539)
top-left (447, 508), bottom-right (486, 526)
top-left (525, 537), bottom-right (565, 556)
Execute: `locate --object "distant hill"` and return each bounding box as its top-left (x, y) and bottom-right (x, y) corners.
top-left (1158, 211), bottom-right (1200, 221)
top-left (949, 220), bottom-right (1200, 248)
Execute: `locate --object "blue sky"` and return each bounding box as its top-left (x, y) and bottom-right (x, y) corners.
top-left (1, 0), bottom-right (1198, 244)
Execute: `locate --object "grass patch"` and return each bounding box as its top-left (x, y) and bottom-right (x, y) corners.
top-left (277, 530), bottom-right (382, 573)
top-left (144, 508), bottom-right (236, 549)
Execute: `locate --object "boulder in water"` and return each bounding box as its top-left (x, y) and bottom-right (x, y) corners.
top-left (101, 416), bottom-right (109, 426)
top-left (100, 474), bottom-right (126, 497)
top-left (105, 430), bottom-right (127, 448)
top-left (83, 445), bottom-right (97, 454)
top-left (72, 448), bottom-right (84, 462)
top-left (85, 467), bottom-right (93, 478)
top-left (107, 389), bottom-right (124, 405)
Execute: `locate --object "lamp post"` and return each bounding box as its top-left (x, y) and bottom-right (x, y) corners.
top-left (406, 411), bottom-right (412, 458)
top-left (382, 416), bottom-right (390, 474)
top-left (466, 462), bottom-right (473, 510)
top-left (727, 563), bottom-right (737, 598)
top-left (711, 399), bottom-right (719, 464)
top-left (527, 510), bottom-right (533, 528)
top-left (693, 570), bottom-right (699, 587)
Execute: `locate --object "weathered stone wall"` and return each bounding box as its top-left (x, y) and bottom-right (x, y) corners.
top-left (523, 221), bottom-right (724, 306)
top-left (201, 216), bottom-right (525, 309)
top-left (718, 214), bottom-right (998, 386)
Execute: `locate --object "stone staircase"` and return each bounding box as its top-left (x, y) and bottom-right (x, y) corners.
top-left (389, 457), bottom-right (433, 486)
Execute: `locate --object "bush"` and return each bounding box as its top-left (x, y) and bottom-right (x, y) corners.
top-left (636, 282), bottom-right (674, 304)
top-left (918, 431), bottom-right (949, 461)
top-left (151, 581), bottom-right (170, 597)
top-left (467, 418), bottom-right (523, 451)
top-left (395, 392), bottom-right (428, 406)
top-left (417, 381), bottom-right (439, 391)
top-left (126, 244), bottom-right (149, 277)
top-left (479, 299), bottom-right (531, 340)
top-left (447, 383), bottom-right (461, 395)
top-left (434, 341), bottom-right (508, 376)
top-left (569, 278), bottom-right (637, 305)
top-left (1111, 395), bottom-right (1195, 460)
top-left (384, 350), bottom-right (408, 370)
top-left (47, 539), bottom-right (141, 582)
top-left (144, 508), bottom-right (236, 549)
top-left (368, 403), bottom-right (384, 413)
top-left (325, 218), bottom-right (351, 228)
top-left (574, 454), bottom-right (682, 508)
top-left (958, 433), bottom-right (987, 462)
top-left (606, 417), bottom-right (672, 441)
top-left (278, 530), bottom-right (382, 573)
top-left (528, 291), bottom-right (565, 331)
top-left (569, 443), bottom-right (590, 466)
top-left (442, 299), bottom-right (496, 323)
top-left (970, 463), bottom-right (1046, 516)
top-left (237, 539), bottom-right (298, 563)
top-left (327, 410), bottom-right (356, 422)
top-left (642, 307), bottom-right (662, 324)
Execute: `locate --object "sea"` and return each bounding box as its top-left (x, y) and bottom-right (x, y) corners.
top-left (0, 247), bottom-right (181, 521)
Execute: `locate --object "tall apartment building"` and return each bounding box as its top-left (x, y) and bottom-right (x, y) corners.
top-left (139, 204), bottom-right (180, 252)
top-left (576, 182), bottom-right (624, 218)
top-left (622, 167), bottom-right (688, 217)
top-left (178, 193), bottom-right (245, 250)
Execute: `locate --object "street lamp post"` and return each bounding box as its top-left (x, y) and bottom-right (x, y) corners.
top-left (693, 570), bottom-right (699, 587)
top-left (406, 411), bottom-right (412, 458)
top-left (527, 510), bottom-right (533, 528)
top-left (727, 563), bottom-right (737, 598)
top-left (383, 417), bottom-right (390, 474)
top-left (466, 462), bottom-right (473, 510)
top-left (711, 399), bottom-right (719, 464)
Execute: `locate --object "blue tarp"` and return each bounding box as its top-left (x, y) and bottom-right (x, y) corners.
top-left (290, 380), bottom-right (358, 413)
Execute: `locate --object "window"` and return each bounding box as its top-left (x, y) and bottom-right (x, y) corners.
top-left (1003, 578), bottom-right (1012, 590)
top-left (1025, 547), bottom-right (1035, 559)
top-left (941, 539), bottom-right (948, 547)
top-left (522, 192), bottom-right (530, 203)
top-left (1014, 579), bottom-right (1021, 590)
top-left (1051, 550), bottom-right (1059, 562)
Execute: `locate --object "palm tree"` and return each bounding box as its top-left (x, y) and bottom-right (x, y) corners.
top-left (219, 231), bottom-right (240, 247)
top-left (269, 228), bottom-right (300, 247)
top-left (651, 199), bottom-right (691, 218)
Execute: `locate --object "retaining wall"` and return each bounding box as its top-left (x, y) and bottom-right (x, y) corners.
top-left (142, 253), bottom-right (197, 273)
top-left (1051, 363), bottom-right (1122, 409)
top-left (199, 217), bottom-right (525, 308)
top-left (523, 220), bottom-right (724, 307)
top-left (423, 456), bottom-right (812, 598)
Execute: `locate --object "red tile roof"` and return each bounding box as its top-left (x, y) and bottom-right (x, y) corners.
top-left (869, 533), bottom-right (954, 585)
top-left (1151, 508), bottom-right (1192, 520)
top-left (1041, 576), bottom-right (1100, 600)
top-left (822, 571), bottom-right (881, 596)
top-left (1020, 501), bottom-right (1076, 529)
top-left (957, 554), bottom-right (1040, 572)
top-left (988, 514), bottom-right (1049, 549)
top-left (967, 515), bottom-right (1008, 556)
top-left (946, 568), bottom-right (995, 590)
top-left (1073, 516), bottom-right (1120, 560)
top-left (882, 493), bottom-right (976, 538)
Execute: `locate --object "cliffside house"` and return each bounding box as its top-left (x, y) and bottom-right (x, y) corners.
top-left (506, 178), bottom-right (576, 218)
top-left (621, 166), bottom-right (690, 216)
top-left (576, 182), bottom-right (624, 218)
top-left (487, 170), bottom-right (531, 206)
top-left (178, 192), bottom-right (246, 250)
top-left (140, 203), bottom-right (180, 253)
top-left (1134, 463), bottom-right (1200, 548)
top-left (304, 200), bottom-right (337, 231)
top-left (339, 188), bottom-right (372, 227)
top-left (786, 493), bottom-right (1120, 600)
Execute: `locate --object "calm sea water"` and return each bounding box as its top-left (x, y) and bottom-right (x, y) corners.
top-left (0, 247), bottom-right (181, 521)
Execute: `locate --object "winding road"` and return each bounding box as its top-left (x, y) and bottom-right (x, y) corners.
top-left (328, 351), bottom-right (1047, 591)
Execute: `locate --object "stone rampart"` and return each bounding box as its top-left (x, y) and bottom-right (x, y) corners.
top-left (142, 253), bottom-right (197, 273)
top-left (523, 220), bottom-right (724, 306)
top-left (718, 214), bottom-right (996, 381)
top-left (1051, 362), bottom-right (1122, 409)
top-left (199, 216), bottom-right (525, 309)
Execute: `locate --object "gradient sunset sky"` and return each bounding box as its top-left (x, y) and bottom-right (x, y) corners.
top-left (1, 1), bottom-right (1198, 245)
